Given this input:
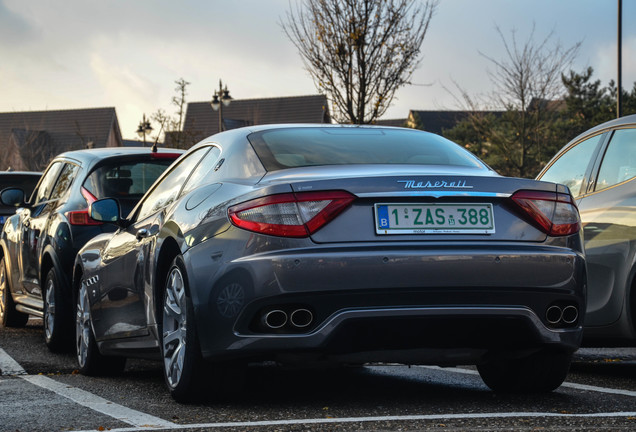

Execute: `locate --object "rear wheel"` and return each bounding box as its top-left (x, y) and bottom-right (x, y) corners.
top-left (76, 278), bottom-right (126, 375)
top-left (0, 256), bottom-right (28, 327)
top-left (44, 267), bottom-right (73, 352)
top-left (477, 350), bottom-right (572, 393)
top-left (161, 255), bottom-right (206, 402)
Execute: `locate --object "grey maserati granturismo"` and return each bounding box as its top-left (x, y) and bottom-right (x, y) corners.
top-left (72, 124), bottom-right (586, 401)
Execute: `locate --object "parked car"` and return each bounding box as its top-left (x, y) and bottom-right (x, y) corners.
top-left (537, 114), bottom-right (636, 346)
top-left (0, 171), bottom-right (41, 225)
top-left (0, 147), bottom-right (183, 351)
top-left (73, 125), bottom-right (585, 401)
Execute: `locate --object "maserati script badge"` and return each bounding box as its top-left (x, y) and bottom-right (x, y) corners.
top-left (398, 180), bottom-right (472, 189)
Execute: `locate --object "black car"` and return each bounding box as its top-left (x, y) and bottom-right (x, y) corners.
top-left (0, 171), bottom-right (41, 225)
top-left (0, 147), bottom-right (183, 351)
top-left (73, 125), bottom-right (585, 401)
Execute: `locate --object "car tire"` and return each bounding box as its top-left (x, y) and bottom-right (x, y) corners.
top-left (76, 277), bottom-right (126, 376)
top-left (477, 349), bottom-right (572, 393)
top-left (161, 255), bottom-right (207, 402)
top-left (0, 256), bottom-right (29, 327)
top-left (44, 267), bottom-right (73, 352)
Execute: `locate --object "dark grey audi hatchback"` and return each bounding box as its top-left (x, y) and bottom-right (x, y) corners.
top-left (73, 125), bottom-right (586, 401)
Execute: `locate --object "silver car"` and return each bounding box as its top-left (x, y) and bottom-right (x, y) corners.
top-left (73, 125), bottom-right (586, 401)
top-left (538, 114), bottom-right (636, 346)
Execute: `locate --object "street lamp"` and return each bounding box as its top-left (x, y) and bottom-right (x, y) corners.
top-left (136, 113), bottom-right (153, 147)
top-left (210, 80), bottom-right (232, 132)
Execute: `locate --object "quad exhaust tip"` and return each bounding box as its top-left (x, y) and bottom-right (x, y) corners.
top-left (546, 304), bottom-right (578, 325)
top-left (262, 307), bottom-right (314, 330)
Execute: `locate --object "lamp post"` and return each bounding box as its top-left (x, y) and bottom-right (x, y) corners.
top-left (210, 80), bottom-right (232, 132)
top-left (136, 113), bottom-right (153, 146)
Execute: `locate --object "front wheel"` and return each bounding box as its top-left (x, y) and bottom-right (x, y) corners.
top-left (477, 350), bottom-right (572, 393)
top-left (76, 278), bottom-right (126, 376)
top-left (161, 255), bottom-right (206, 402)
top-left (44, 267), bottom-right (73, 352)
top-left (0, 256), bottom-right (28, 327)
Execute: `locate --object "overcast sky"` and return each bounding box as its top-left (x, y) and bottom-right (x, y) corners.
top-left (1, 0), bottom-right (634, 140)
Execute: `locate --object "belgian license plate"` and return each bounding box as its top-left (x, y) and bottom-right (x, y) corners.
top-left (375, 203), bottom-right (495, 234)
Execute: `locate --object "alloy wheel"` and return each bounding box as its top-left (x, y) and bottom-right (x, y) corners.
top-left (76, 282), bottom-right (91, 368)
top-left (44, 277), bottom-right (56, 340)
top-left (162, 266), bottom-right (187, 389)
top-left (0, 259), bottom-right (7, 321)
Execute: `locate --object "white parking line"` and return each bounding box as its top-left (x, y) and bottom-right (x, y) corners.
top-left (0, 348), bottom-right (27, 375)
top-left (21, 374), bottom-right (175, 429)
top-left (67, 410), bottom-right (636, 432)
top-left (419, 365), bottom-right (636, 398)
top-left (2, 348), bottom-right (635, 432)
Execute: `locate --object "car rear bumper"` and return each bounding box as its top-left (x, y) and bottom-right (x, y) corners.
top-left (185, 238), bottom-right (586, 363)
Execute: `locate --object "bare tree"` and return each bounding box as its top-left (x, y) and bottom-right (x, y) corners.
top-left (151, 78), bottom-right (197, 149)
top-left (446, 25), bottom-right (581, 177)
top-left (282, 0), bottom-right (437, 124)
top-left (13, 129), bottom-right (54, 171)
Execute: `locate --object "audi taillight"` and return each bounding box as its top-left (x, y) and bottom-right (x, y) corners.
top-left (228, 191), bottom-right (355, 238)
top-left (511, 190), bottom-right (580, 236)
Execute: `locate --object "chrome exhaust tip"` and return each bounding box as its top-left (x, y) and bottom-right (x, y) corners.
top-left (263, 310), bottom-right (287, 329)
top-left (546, 305), bottom-right (563, 324)
top-left (290, 308), bottom-right (313, 328)
top-left (562, 305), bottom-right (579, 324)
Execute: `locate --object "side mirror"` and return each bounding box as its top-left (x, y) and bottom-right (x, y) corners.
top-left (89, 198), bottom-right (121, 224)
top-left (0, 188), bottom-right (25, 207)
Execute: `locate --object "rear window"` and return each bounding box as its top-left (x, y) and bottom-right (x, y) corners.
top-left (248, 127), bottom-right (486, 171)
top-left (83, 160), bottom-right (174, 200)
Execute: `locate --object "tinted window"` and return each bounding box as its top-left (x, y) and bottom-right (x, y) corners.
top-left (50, 163), bottom-right (79, 200)
top-left (33, 162), bottom-right (64, 204)
top-left (595, 128), bottom-right (636, 191)
top-left (136, 148), bottom-right (209, 220)
top-left (248, 127), bottom-right (486, 171)
top-left (83, 160), bottom-right (175, 200)
top-left (539, 134), bottom-right (603, 197)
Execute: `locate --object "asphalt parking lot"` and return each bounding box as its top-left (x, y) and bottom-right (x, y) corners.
top-left (1, 319), bottom-right (635, 432)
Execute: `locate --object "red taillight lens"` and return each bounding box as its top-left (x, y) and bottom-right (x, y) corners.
top-left (228, 191), bottom-right (355, 238)
top-left (511, 190), bottom-right (580, 236)
top-left (66, 210), bottom-right (103, 226)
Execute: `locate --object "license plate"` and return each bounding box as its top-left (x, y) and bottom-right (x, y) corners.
top-left (0, 216), bottom-right (5, 224)
top-left (375, 203), bottom-right (495, 234)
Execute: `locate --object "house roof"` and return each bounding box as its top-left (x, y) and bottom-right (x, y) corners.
top-left (408, 111), bottom-right (473, 135)
top-left (183, 94), bottom-right (331, 139)
top-left (373, 118), bottom-right (407, 128)
top-left (0, 107), bottom-right (122, 154)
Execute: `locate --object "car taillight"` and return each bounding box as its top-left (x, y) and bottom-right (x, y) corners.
top-left (511, 190), bottom-right (580, 236)
top-left (65, 210), bottom-right (103, 226)
top-left (228, 191), bottom-right (355, 238)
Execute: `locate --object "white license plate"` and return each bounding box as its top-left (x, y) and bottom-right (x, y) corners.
top-left (375, 203), bottom-right (495, 234)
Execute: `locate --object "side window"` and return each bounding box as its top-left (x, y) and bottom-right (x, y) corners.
top-left (539, 134), bottom-right (604, 197)
top-left (33, 162), bottom-right (64, 204)
top-left (136, 148), bottom-right (210, 221)
top-left (595, 129), bottom-right (636, 191)
top-left (49, 163), bottom-right (79, 200)
top-left (181, 146), bottom-right (221, 195)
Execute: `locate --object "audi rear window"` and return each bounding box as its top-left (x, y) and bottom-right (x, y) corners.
top-left (248, 127), bottom-right (486, 172)
top-left (83, 159), bottom-right (174, 200)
